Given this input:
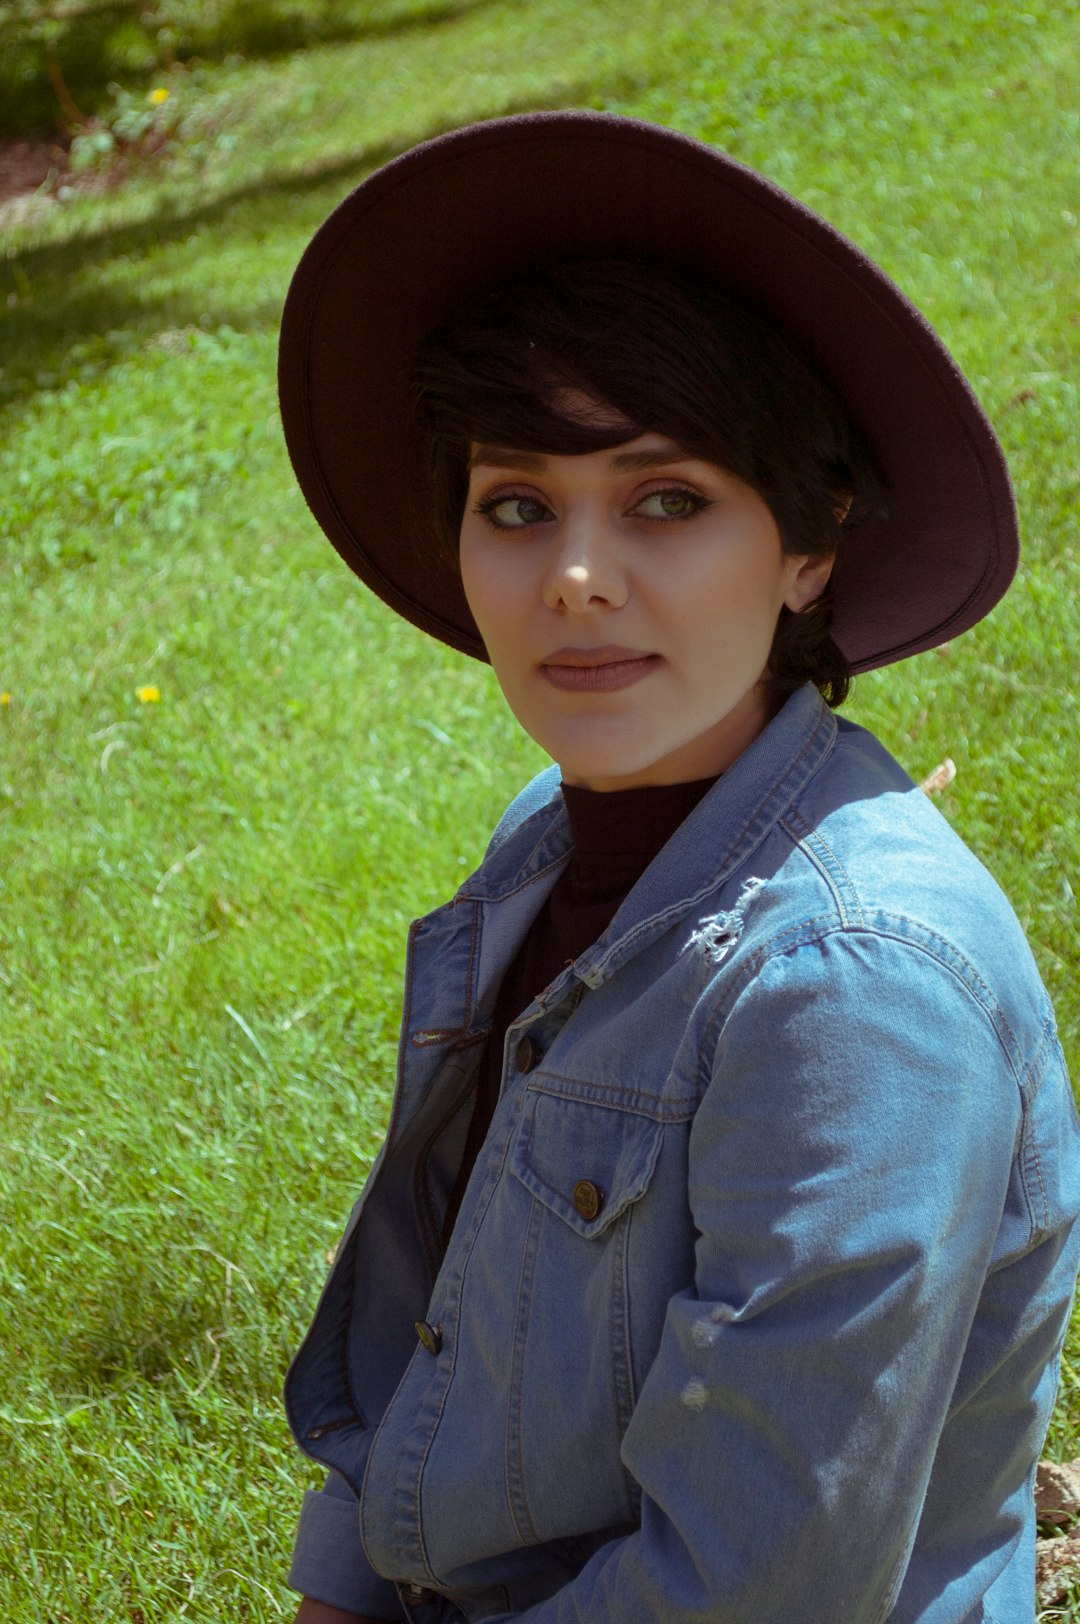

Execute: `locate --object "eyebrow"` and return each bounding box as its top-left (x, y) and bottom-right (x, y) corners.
top-left (468, 443), bottom-right (701, 474)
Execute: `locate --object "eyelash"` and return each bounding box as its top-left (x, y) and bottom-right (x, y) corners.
top-left (472, 491), bottom-right (549, 529)
top-left (472, 484), bottom-right (713, 530)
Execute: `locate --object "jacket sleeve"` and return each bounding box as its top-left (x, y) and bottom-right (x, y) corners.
top-left (486, 928), bottom-right (1028, 1622)
top-left (287, 1469), bottom-right (403, 1619)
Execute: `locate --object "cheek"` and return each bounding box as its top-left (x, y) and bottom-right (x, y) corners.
top-left (458, 531), bottom-right (528, 668)
top-left (679, 547), bottom-right (790, 636)
top-left (458, 528), bottom-right (493, 629)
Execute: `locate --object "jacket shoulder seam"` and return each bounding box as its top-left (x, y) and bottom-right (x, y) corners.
top-left (706, 914), bottom-right (1027, 1088)
top-left (780, 807), bottom-right (866, 927)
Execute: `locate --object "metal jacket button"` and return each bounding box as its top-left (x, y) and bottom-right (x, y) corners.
top-left (401, 1582), bottom-right (439, 1603)
top-left (515, 1035), bottom-right (539, 1073)
top-left (573, 1179), bottom-right (605, 1221)
top-left (414, 1320), bottom-right (443, 1355)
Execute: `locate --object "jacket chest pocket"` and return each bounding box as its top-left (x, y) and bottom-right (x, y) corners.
top-left (494, 1087), bottom-right (668, 1546)
top-left (509, 1086), bottom-right (665, 1238)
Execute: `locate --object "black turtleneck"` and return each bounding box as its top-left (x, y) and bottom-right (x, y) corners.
top-left (442, 775), bottom-right (716, 1245)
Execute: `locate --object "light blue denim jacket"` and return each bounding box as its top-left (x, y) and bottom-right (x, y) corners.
top-left (285, 684), bottom-right (1080, 1623)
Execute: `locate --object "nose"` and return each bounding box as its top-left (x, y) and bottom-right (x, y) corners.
top-left (542, 512), bottom-right (629, 613)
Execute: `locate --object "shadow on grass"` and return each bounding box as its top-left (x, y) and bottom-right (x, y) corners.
top-left (0, 74), bottom-right (643, 420)
top-left (169, 0), bottom-right (505, 65)
top-left (0, 0), bottom-right (501, 140)
top-left (37, 1248), bottom-right (263, 1398)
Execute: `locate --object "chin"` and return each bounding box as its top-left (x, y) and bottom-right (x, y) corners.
top-left (550, 738), bottom-right (658, 785)
top-left (557, 749), bottom-right (678, 793)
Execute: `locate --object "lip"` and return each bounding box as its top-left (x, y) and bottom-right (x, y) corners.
top-left (539, 646), bottom-right (662, 693)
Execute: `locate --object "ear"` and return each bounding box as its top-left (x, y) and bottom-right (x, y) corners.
top-left (783, 552), bottom-right (835, 614)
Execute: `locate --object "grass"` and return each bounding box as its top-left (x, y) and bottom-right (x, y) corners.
top-left (0, 0), bottom-right (491, 138)
top-left (2, 0), bottom-right (1079, 1616)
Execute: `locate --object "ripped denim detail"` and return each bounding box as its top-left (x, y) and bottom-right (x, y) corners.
top-left (684, 876), bottom-right (767, 964)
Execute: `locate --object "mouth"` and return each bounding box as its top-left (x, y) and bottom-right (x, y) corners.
top-left (539, 647), bottom-right (662, 693)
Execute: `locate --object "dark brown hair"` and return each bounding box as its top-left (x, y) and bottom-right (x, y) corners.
top-left (412, 258), bottom-right (886, 708)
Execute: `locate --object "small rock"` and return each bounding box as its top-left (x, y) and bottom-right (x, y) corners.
top-left (1035, 1458), bottom-right (1080, 1529)
top-left (1036, 1530), bottom-right (1080, 1609)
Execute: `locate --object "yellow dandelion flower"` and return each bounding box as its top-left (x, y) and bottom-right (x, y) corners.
top-left (0, 692), bottom-right (10, 705)
top-left (148, 86), bottom-right (170, 106)
top-left (136, 685), bottom-right (161, 703)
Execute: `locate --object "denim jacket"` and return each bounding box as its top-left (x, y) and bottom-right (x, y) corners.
top-left (285, 684), bottom-right (1080, 1624)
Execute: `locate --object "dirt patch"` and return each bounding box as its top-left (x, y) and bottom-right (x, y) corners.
top-left (0, 136), bottom-right (70, 200)
top-left (0, 135), bottom-right (70, 229)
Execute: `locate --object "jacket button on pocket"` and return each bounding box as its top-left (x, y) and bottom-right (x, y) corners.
top-left (414, 1320), bottom-right (443, 1355)
top-left (573, 1179), bottom-right (605, 1221)
top-left (515, 1035), bottom-right (539, 1073)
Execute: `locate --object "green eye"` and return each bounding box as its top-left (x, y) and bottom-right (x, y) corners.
top-left (477, 496), bottom-right (552, 528)
top-left (636, 488), bottom-right (705, 519)
top-left (661, 491), bottom-right (694, 516)
top-left (505, 498), bottom-right (548, 525)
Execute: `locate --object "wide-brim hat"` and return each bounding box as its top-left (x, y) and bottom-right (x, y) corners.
top-left (278, 111), bottom-right (1018, 672)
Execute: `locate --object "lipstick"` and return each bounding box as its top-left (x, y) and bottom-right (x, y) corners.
top-left (539, 648), bottom-right (662, 693)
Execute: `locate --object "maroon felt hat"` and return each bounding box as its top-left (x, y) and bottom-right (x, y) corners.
top-left (278, 111), bottom-right (1018, 672)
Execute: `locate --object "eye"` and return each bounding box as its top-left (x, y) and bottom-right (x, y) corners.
top-left (632, 486), bottom-right (712, 521)
top-left (474, 493), bottom-right (553, 530)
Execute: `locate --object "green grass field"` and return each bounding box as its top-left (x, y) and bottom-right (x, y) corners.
top-left (2, 0), bottom-right (1079, 1616)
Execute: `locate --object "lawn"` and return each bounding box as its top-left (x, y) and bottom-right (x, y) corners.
top-left (1, 0), bottom-right (1079, 1617)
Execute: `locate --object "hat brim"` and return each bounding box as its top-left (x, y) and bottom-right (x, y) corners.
top-left (278, 111), bottom-right (1018, 672)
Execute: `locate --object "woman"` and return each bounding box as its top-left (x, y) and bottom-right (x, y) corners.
top-left (276, 113), bottom-right (1080, 1623)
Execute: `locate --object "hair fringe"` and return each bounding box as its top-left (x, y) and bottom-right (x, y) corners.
top-left (413, 258), bottom-right (883, 708)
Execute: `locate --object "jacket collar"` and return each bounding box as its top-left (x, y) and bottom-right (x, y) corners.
top-left (461, 685), bottom-right (837, 991)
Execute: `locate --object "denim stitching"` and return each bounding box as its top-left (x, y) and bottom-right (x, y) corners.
top-left (528, 1066), bottom-right (696, 1118)
top-left (460, 847), bottom-right (571, 904)
top-left (283, 1227), bottom-right (367, 1483)
top-left (610, 1199), bottom-right (633, 1435)
top-left (505, 1198), bottom-right (543, 1546)
top-left (411, 903), bottom-right (486, 1046)
top-left (400, 1297), bottom-right (466, 1587)
top-left (339, 1235), bottom-right (366, 1436)
top-left (387, 919), bottom-right (423, 1154)
top-left (414, 1080), bottom-right (476, 1278)
top-left (483, 763), bottom-right (563, 855)
top-left (462, 897), bottom-right (481, 1029)
top-left (752, 913), bottom-right (1023, 1069)
top-left (696, 917), bottom-right (1029, 1098)
top-left (581, 701), bottom-right (836, 981)
top-left (1015, 1016), bottom-right (1057, 1236)
top-left (510, 1096), bottom-right (665, 1238)
top-left (613, 1203), bottom-right (638, 1480)
top-left (781, 807), bottom-right (866, 928)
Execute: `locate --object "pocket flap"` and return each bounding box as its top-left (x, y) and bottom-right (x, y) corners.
top-left (509, 1088), bottom-right (664, 1237)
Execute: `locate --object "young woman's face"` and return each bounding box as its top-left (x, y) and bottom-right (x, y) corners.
top-left (459, 431), bottom-right (832, 792)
